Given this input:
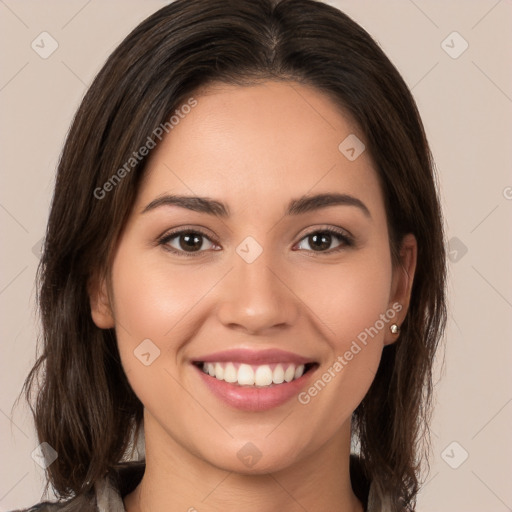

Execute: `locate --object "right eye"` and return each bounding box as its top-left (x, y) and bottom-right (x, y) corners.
top-left (158, 229), bottom-right (219, 257)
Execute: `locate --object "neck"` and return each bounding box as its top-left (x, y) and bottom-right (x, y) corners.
top-left (124, 412), bottom-right (364, 512)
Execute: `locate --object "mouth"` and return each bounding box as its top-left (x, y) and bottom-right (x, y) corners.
top-left (192, 361), bottom-right (319, 388)
top-left (191, 349), bottom-right (320, 411)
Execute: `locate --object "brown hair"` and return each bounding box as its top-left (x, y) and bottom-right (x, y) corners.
top-left (20, 0), bottom-right (446, 510)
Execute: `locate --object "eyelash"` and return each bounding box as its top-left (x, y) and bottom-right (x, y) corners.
top-left (157, 227), bottom-right (354, 258)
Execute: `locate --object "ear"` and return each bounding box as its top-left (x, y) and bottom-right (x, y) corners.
top-left (384, 233), bottom-right (417, 345)
top-left (88, 271), bottom-right (115, 329)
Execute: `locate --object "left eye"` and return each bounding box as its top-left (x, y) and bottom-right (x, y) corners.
top-left (159, 228), bottom-right (353, 257)
top-left (294, 229), bottom-right (352, 253)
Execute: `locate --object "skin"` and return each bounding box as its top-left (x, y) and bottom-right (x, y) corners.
top-left (90, 80), bottom-right (417, 512)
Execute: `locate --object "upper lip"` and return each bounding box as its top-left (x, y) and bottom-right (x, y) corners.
top-left (192, 348), bottom-right (316, 365)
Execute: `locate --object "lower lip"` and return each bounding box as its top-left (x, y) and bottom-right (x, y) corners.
top-left (194, 364), bottom-right (317, 412)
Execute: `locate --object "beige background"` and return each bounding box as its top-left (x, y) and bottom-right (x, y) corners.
top-left (1, 1), bottom-right (511, 510)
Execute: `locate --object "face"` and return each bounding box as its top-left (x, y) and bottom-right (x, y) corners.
top-left (91, 80), bottom-right (416, 474)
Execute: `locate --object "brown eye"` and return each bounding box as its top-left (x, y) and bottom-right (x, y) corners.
top-left (160, 230), bottom-right (217, 256)
top-left (295, 228), bottom-right (353, 253)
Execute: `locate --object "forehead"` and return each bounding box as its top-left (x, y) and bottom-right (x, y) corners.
top-left (138, 81), bottom-right (385, 222)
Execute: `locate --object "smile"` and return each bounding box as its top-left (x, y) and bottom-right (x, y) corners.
top-left (196, 361), bottom-right (317, 387)
top-left (191, 348), bottom-right (319, 411)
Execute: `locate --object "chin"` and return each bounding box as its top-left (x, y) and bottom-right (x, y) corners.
top-left (198, 436), bottom-right (310, 475)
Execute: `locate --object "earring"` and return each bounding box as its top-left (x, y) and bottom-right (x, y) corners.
top-left (390, 323), bottom-right (400, 335)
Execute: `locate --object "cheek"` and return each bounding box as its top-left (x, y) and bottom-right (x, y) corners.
top-left (108, 244), bottom-right (204, 393)
top-left (294, 242), bottom-right (393, 412)
top-left (303, 246), bottom-right (393, 348)
top-left (110, 243), bottom-right (202, 340)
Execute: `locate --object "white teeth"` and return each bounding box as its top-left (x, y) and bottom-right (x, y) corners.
top-left (224, 362), bottom-right (238, 383)
top-left (200, 361), bottom-right (310, 387)
top-left (214, 362), bottom-right (224, 380)
top-left (254, 365), bottom-right (273, 386)
top-left (237, 364), bottom-right (255, 385)
top-left (284, 365), bottom-right (295, 383)
top-left (273, 364), bottom-right (285, 384)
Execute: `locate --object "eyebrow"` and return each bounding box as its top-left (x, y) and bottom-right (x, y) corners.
top-left (142, 192), bottom-right (371, 218)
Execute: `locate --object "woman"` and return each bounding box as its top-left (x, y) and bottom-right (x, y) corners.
top-left (15, 0), bottom-right (447, 510)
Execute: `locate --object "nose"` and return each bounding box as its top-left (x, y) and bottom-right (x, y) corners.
top-left (215, 248), bottom-right (301, 335)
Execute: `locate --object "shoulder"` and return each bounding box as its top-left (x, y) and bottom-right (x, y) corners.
top-left (10, 462), bottom-right (146, 512)
top-left (8, 503), bottom-right (68, 512)
top-left (8, 496), bottom-right (95, 512)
